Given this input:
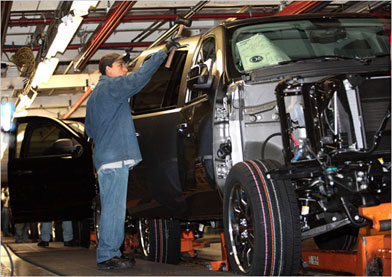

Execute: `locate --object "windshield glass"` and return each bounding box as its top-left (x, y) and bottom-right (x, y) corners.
top-left (231, 17), bottom-right (390, 72)
top-left (64, 120), bottom-right (85, 135)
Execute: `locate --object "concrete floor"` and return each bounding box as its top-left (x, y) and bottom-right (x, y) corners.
top-left (1, 235), bottom-right (232, 276)
top-left (1, 233), bottom-right (352, 276)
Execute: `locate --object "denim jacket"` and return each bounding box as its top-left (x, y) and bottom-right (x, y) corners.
top-left (85, 50), bottom-right (167, 170)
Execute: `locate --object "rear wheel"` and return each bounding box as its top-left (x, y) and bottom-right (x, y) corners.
top-left (138, 218), bottom-right (181, 264)
top-left (92, 195), bottom-right (101, 245)
top-left (138, 218), bottom-right (150, 259)
top-left (223, 160), bottom-right (301, 275)
top-left (314, 225), bottom-right (359, 250)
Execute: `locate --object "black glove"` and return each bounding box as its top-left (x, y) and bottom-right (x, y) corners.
top-left (165, 38), bottom-right (181, 52)
top-left (122, 52), bottom-right (131, 63)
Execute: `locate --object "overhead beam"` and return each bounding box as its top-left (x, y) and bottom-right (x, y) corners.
top-left (73, 1), bottom-right (137, 71)
top-left (1, 1), bottom-right (12, 49)
top-left (276, 1), bottom-right (330, 15)
top-left (8, 12), bottom-right (273, 25)
top-left (36, 73), bottom-right (100, 89)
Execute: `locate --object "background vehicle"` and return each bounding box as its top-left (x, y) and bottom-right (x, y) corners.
top-left (7, 116), bottom-right (95, 246)
top-left (119, 13), bottom-right (391, 275)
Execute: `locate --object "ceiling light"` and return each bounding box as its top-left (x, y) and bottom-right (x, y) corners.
top-left (71, 1), bottom-right (99, 17)
top-left (31, 58), bottom-right (60, 88)
top-left (14, 90), bottom-right (38, 113)
top-left (46, 15), bottom-right (83, 58)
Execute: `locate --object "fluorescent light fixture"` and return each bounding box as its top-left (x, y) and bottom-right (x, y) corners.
top-left (46, 15), bottom-right (83, 58)
top-left (31, 58), bottom-right (60, 88)
top-left (15, 90), bottom-right (38, 113)
top-left (45, 1), bottom-right (98, 58)
top-left (71, 1), bottom-right (99, 16)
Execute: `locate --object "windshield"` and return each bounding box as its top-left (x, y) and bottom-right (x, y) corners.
top-left (64, 120), bottom-right (85, 135)
top-left (230, 17), bottom-right (390, 72)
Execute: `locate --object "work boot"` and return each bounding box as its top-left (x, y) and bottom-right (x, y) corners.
top-left (97, 256), bottom-right (135, 270)
top-left (64, 239), bottom-right (78, 247)
top-left (37, 240), bottom-right (49, 247)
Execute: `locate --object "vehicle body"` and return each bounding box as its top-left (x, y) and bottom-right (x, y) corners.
top-left (124, 13), bottom-right (391, 275)
top-left (7, 116), bottom-right (96, 224)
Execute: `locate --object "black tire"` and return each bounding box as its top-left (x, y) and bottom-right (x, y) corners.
top-left (223, 160), bottom-right (301, 275)
top-left (92, 195), bottom-right (101, 245)
top-left (72, 219), bottom-right (91, 248)
top-left (139, 218), bottom-right (181, 264)
top-left (314, 225), bottom-right (359, 250)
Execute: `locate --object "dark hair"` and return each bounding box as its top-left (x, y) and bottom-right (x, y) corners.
top-left (98, 53), bottom-right (122, 75)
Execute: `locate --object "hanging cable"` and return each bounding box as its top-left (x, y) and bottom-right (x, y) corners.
top-left (1, 241), bottom-right (14, 276)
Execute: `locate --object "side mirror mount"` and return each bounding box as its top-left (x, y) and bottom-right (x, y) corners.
top-left (193, 75), bottom-right (215, 91)
top-left (52, 138), bottom-right (83, 158)
top-left (187, 64), bottom-right (214, 91)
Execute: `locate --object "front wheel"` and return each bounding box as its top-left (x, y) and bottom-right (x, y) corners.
top-left (223, 160), bottom-right (301, 275)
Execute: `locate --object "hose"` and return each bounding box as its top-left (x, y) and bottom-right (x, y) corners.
top-left (261, 133), bottom-right (281, 160)
top-left (1, 241), bottom-right (14, 276)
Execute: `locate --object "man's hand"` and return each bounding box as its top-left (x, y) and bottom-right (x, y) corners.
top-left (165, 38), bottom-right (181, 53)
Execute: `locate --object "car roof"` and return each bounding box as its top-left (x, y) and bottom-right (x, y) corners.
top-left (222, 13), bottom-right (383, 29)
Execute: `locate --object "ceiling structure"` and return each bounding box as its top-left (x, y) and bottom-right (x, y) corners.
top-left (0, 0), bottom-right (391, 118)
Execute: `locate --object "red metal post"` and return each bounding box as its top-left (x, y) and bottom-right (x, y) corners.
top-left (61, 86), bottom-right (92, 119)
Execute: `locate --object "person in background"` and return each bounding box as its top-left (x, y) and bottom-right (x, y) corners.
top-left (85, 39), bottom-right (179, 270)
top-left (1, 186), bottom-right (10, 237)
top-left (37, 220), bottom-right (77, 247)
top-left (14, 222), bottom-right (29, 243)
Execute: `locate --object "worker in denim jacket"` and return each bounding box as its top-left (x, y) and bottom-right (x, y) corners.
top-left (85, 39), bottom-right (179, 270)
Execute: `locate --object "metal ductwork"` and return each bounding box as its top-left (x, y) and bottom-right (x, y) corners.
top-left (73, 1), bottom-right (136, 71)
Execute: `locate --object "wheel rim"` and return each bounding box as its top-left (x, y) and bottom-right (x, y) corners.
top-left (138, 219), bottom-right (150, 257)
top-left (228, 183), bottom-right (254, 273)
top-left (93, 208), bottom-right (101, 243)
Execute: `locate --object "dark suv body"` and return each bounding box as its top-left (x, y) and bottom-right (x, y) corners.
top-left (8, 116), bottom-right (95, 223)
top-left (125, 13), bottom-right (391, 275)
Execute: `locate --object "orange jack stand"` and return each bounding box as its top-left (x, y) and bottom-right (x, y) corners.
top-left (302, 203), bottom-right (391, 276)
top-left (90, 232), bottom-right (97, 247)
top-left (206, 232), bottom-right (229, 272)
top-left (180, 229), bottom-right (209, 258)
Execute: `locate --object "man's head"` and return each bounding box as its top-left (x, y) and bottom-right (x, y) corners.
top-left (99, 53), bottom-right (128, 77)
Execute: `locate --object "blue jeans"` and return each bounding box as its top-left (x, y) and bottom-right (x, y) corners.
top-left (1, 207), bottom-right (10, 236)
top-left (41, 221), bottom-right (73, 242)
top-left (15, 223), bottom-right (29, 243)
top-left (96, 165), bottom-right (129, 263)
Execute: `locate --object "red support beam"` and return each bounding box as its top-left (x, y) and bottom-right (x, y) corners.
top-left (2, 42), bottom-right (154, 53)
top-left (276, 1), bottom-right (329, 15)
top-left (73, 1), bottom-right (136, 71)
top-left (9, 13), bottom-right (273, 25)
top-left (61, 86), bottom-right (93, 119)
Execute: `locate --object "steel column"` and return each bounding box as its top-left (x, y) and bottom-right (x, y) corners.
top-left (1, 1), bottom-right (12, 49)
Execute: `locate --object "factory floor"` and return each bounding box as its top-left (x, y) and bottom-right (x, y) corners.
top-left (1, 232), bottom-right (349, 276)
top-left (1, 234), bottom-right (233, 276)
